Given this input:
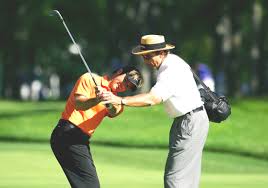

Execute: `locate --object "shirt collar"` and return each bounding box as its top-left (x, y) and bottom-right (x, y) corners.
top-left (101, 75), bottom-right (118, 94)
top-left (158, 54), bottom-right (169, 72)
top-left (101, 75), bottom-right (111, 91)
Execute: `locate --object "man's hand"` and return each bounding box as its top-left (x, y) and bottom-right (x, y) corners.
top-left (98, 91), bottom-right (123, 117)
top-left (95, 86), bottom-right (120, 111)
top-left (75, 86), bottom-right (108, 111)
top-left (100, 91), bottom-right (122, 105)
top-left (95, 86), bottom-right (107, 102)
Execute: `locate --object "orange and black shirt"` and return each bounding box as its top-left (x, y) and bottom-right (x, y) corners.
top-left (61, 73), bottom-right (123, 136)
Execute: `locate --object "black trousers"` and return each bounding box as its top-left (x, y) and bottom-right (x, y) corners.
top-left (50, 119), bottom-right (100, 188)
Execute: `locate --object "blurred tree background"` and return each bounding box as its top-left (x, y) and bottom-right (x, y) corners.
top-left (0, 0), bottom-right (267, 99)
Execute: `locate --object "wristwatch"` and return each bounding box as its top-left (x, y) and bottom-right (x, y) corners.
top-left (121, 98), bottom-right (126, 105)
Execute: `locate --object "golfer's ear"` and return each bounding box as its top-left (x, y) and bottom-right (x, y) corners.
top-left (159, 51), bottom-right (165, 57)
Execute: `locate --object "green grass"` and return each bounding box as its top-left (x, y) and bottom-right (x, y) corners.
top-left (0, 99), bottom-right (268, 187)
top-left (0, 142), bottom-right (267, 188)
top-left (1, 99), bottom-right (267, 159)
top-left (0, 101), bottom-right (63, 140)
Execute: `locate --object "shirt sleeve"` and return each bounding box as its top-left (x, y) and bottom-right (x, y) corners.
top-left (150, 78), bottom-right (173, 102)
top-left (74, 74), bottom-right (95, 98)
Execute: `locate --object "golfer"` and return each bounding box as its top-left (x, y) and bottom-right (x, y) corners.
top-left (50, 66), bottom-right (143, 188)
top-left (100, 35), bottom-right (209, 188)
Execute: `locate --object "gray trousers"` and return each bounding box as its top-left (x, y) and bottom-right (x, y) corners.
top-left (164, 109), bottom-right (209, 188)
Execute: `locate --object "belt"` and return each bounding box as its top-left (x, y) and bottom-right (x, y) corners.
top-left (57, 119), bottom-right (78, 132)
top-left (54, 119), bottom-right (90, 140)
top-left (174, 106), bottom-right (204, 119)
top-left (188, 106), bottom-right (203, 115)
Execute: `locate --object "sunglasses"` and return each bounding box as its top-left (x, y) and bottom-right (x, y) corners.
top-left (142, 52), bottom-right (159, 60)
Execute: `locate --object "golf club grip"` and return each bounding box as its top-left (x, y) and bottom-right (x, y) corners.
top-left (95, 85), bottom-right (112, 109)
top-left (105, 104), bottom-right (112, 108)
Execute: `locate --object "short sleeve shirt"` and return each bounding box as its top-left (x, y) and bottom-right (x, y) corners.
top-left (61, 73), bottom-right (121, 136)
top-left (151, 54), bottom-right (203, 118)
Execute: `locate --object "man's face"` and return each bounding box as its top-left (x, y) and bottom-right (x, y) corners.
top-left (109, 74), bottom-right (134, 92)
top-left (142, 51), bottom-right (163, 69)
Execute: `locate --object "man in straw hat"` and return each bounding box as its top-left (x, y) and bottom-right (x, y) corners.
top-left (99, 34), bottom-right (209, 188)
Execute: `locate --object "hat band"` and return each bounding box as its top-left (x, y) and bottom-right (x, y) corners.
top-left (141, 42), bottom-right (166, 50)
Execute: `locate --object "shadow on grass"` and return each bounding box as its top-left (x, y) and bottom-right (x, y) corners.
top-left (0, 136), bottom-right (267, 161)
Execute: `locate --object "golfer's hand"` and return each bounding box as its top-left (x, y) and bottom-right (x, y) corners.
top-left (101, 91), bottom-right (122, 105)
top-left (95, 86), bottom-right (106, 102)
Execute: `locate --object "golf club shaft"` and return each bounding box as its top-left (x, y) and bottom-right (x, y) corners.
top-left (51, 10), bottom-right (112, 108)
top-left (51, 10), bottom-right (98, 86)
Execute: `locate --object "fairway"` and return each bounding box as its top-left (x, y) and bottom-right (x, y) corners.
top-left (0, 100), bottom-right (268, 187)
top-left (0, 142), bottom-right (267, 188)
top-left (1, 100), bottom-right (268, 160)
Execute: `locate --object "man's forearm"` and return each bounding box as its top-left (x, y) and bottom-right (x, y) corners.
top-left (100, 91), bottom-right (162, 107)
top-left (75, 97), bottom-right (100, 111)
top-left (122, 93), bottom-right (161, 107)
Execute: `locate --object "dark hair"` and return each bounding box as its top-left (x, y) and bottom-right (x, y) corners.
top-left (112, 66), bottom-right (136, 74)
top-left (113, 66), bottom-right (143, 91)
top-left (159, 50), bottom-right (169, 55)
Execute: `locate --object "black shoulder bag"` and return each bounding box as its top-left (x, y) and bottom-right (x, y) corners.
top-left (191, 69), bottom-right (231, 123)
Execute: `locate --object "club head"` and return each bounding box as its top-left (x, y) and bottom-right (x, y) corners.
top-left (49, 10), bottom-right (63, 20)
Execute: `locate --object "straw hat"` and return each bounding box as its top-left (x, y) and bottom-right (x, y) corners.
top-left (132, 34), bottom-right (175, 55)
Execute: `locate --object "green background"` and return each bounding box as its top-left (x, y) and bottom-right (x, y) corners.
top-left (0, 99), bottom-right (267, 187)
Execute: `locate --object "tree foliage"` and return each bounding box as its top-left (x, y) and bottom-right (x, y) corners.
top-left (0, 0), bottom-right (267, 98)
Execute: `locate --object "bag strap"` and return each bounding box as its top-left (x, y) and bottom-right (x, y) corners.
top-left (190, 68), bottom-right (218, 101)
top-left (190, 69), bottom-right (210, 90)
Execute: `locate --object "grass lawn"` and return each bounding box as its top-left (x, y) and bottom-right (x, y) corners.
top-left (0, 142), bottom-right (267, 188)
top-left (0, 99), bottom-right (267, 159)
top-left (0, 99), bottom-right (267, 187)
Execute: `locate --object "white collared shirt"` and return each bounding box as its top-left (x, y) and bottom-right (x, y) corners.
top-left (151, 54), bottom-right (203, 118)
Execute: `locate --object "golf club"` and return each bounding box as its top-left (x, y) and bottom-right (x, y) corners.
top-left (50, 10), bottom-right (112, 108)
top-left (50, 9), bottom-right (98, 86)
